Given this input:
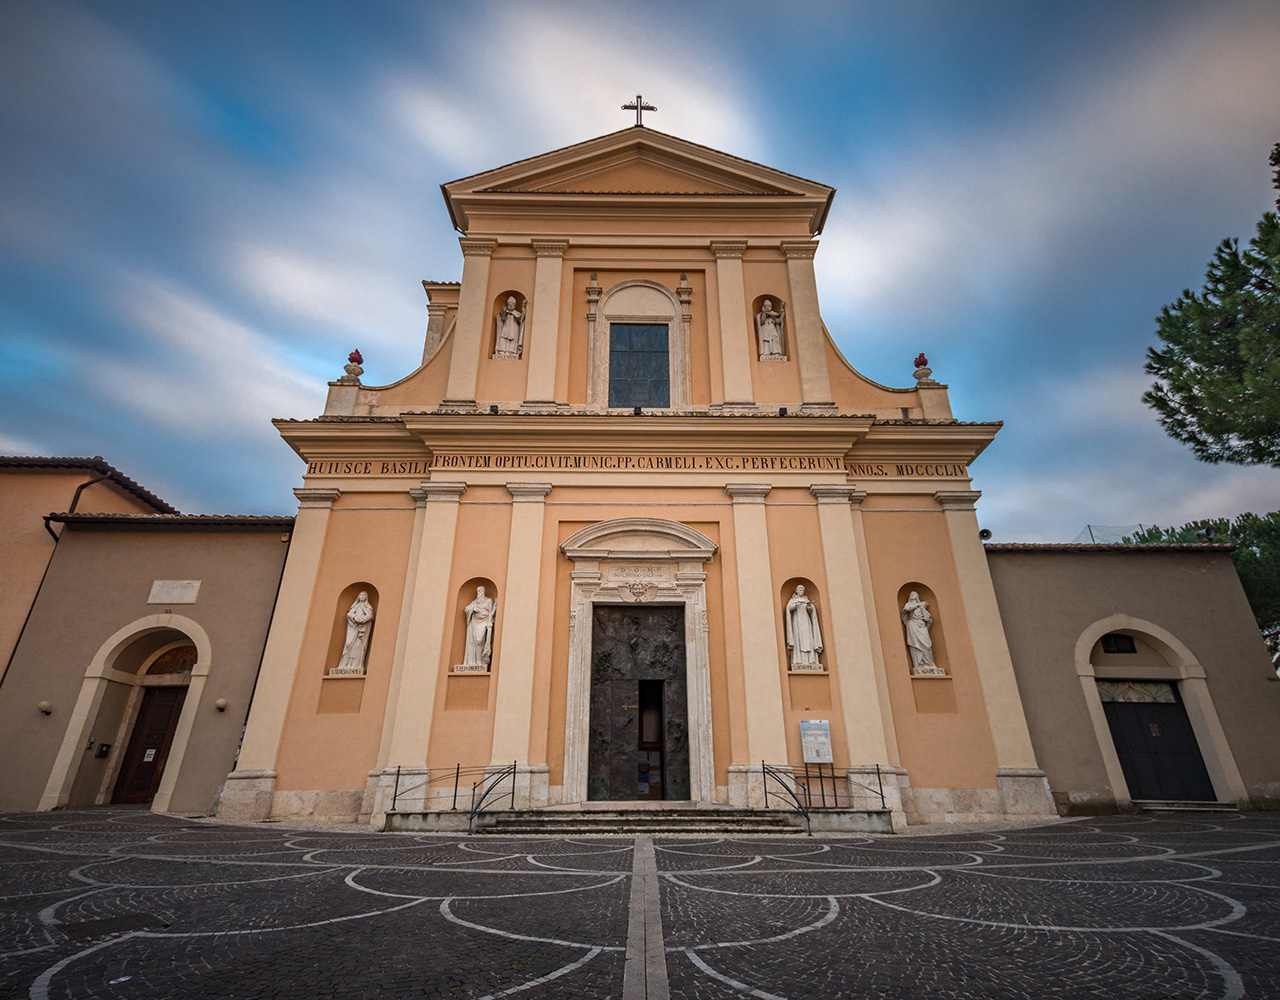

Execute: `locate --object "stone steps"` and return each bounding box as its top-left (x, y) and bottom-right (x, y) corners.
top-left (472, 806), bottom-right (808, 835)
top-left (1133, 800), bottom-right (1239, 813)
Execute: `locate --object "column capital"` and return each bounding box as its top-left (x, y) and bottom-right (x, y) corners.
top-left (810, 484), bottom-right (868, 507)
top-left (725, 483), bottom-right (771, 503)
top-left (505, 482), bottom-right (553, 501)
top-left (459, 237), bottom-right (497, 256)
top-left (420, 481), bottom-right (468, 503)
top-left (779, 240), bottom-right (818, 259)
top-left (934, 489), bottom-right (982, 510)
top-left (293, 487), bottom-right (340, 508)
top-left (531, 239), bottom-right (568, 257)
top-left (709, 240), bottom-right (747, 258)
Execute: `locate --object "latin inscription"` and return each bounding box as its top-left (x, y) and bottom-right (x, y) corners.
top-left (305, 457), bottom-right (969, 477)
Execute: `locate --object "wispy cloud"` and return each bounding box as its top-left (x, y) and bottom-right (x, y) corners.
top-left (96, 276), bottom-right (323, 437)
top-left (816, 4), bottom-right (1280, 330)
top-left (388, 1), bottom-right (763, 174)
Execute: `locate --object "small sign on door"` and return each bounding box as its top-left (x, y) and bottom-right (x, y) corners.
top-left (143, 748), bottom-right (157, 762)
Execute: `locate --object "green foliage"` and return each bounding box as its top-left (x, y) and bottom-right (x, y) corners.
top-left (1144, 143), bottom-right (1280, 467)
top-left (1125, 511), bottom-right (1280, 651)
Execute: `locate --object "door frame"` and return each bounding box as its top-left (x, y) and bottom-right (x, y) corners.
top-left (1074, 614), bottom-right (1247, 808)
top-left (561, 518), bottom-right (717, 803)
top-left (38, 615), bottom-right (212, 814)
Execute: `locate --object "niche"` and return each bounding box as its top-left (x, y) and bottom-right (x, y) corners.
top-left (324, 583), bottom-right (379, 677)
top-left (449, 578), bottom-right (498, 673)
top-left (491, 291), bottom-right (527, 359)
top-left (780, 577), bottom-right (826, 672)
top-left (898, 583), bottom-right (956, 714)
top-left (751, 294), bottom-right (788, 361)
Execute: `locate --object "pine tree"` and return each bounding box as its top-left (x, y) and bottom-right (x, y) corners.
top-left (1143, 143), bottom-right (1280, 467)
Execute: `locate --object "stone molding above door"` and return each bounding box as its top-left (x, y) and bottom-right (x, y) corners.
top-left (560, 518), bottom-right (717, 803)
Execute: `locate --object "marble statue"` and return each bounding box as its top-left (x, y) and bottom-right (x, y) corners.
top-left (493, 296), bottom-right (526, 358)
top-left (755, 298), bottom-right (786, 360)
top-left (901, 591), bottom-right (944, 675)
top-left (460, 586), bottom-right (496, 671)
top-left (331, 591), bottom-right (374, 675)
top-left (784, 585), bottom-right (823, 670)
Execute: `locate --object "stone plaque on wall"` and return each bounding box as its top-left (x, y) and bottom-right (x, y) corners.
top-left (148, 580), bottom-right (201, 605)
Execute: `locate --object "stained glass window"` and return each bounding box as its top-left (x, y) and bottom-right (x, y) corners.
top-left (608, 324), bottom-right (669, 408)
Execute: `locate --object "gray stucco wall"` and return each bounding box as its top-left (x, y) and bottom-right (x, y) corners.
top-left (0, 522), bottom-right (289, 814)
top-left (987, 547), bottom-right (1280, 813)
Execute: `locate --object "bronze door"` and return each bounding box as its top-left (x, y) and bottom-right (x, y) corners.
top-left (587, 605), bottom-right (689, 801)
top-left (112, 686), bottom-right (187, 804)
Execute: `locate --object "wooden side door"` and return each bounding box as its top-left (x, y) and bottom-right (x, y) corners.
top-left (112, 686), bottom-right (187, 805)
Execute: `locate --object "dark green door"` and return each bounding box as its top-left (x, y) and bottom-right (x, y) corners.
top-left (587, 605), bottom-right (689, 801)
top-left (1101, 683), bottom-right (1216, 801)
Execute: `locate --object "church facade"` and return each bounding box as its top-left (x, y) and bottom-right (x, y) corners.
top-left (5, 127), bottom-right (1275, 829)
top-left (214, 127), bottom-right (1072, 828)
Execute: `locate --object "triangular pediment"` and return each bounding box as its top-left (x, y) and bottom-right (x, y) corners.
top-left (442, 128), bottom-right (834, 230)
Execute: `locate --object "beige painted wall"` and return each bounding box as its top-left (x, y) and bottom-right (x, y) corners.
top-left (0, 469), bottom-right (163, 684)
top-left (0, 521), bottom-right (289, 814)
top-left (988, 548), bottom-right (1280, 812)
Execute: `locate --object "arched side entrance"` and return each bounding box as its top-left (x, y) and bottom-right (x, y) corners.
top-left (1074, 614), bottom-right (1247, 808)
top-left (561, 518), bottom-right (717, 803)
top-left (38, 614), bottom-right (213, 814)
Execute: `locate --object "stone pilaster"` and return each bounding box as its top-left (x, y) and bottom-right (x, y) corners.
top-left (725, 484), bottom-right (788, 804)
top-left (369, 482), bottom-right (467, 825)
top-left (442, 238), bottom-right (496, 408)
top-left (934, 490), bottom-right (1054, 816)
top-left (710, 241), bottom-right (756, 408)
top-left (218, 487), bottom-right (339, 821)
top-left (780, 241), bottom-right (835, 411)
top-left (489, 483), bottom-right (553, 802)
top-left (523, 242), bottom-right (567, 408)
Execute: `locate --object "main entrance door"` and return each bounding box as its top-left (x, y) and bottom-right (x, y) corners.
top-left (588, 605), bottom-right (690, 801)
top-left (1100, 681), bottom-right (1216, 801)
top-left (112, 686), bottom-right (187, 804)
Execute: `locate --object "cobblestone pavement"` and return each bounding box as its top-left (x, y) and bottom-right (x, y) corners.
top-left (1, 809), bottom-right (1278, 998)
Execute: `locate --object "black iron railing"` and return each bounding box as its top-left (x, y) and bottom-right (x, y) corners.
top-left (761, 761), bottom-right (888, 832)
top-left (388, 762), bottom-right (517, 818)
top-left (761, 762), bottom-right (811, 835)
top-left (468, 761), bottom-right (517, 833)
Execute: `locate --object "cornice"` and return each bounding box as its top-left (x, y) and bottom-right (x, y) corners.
top-left (531, 240), bottom-right (569, 257)
top-left (725, 483), bottom-right (772, 502)
top-left (709, 241), bottom-right (747, 258)
top-left (810, 485), bottom-right (867, 506)
top-left (779, 240), bottom-right (818, 259)
top-left (459, 237), bottom-right (498, 256)
top-left (934, 490), bottom-right (982, 510)
top-left (294, 487), bottom-right (340, 508)
top-left (506, 482), bottom-right (554, 500)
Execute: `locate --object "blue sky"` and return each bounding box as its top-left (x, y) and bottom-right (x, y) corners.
top-left (2, 0), bottom-right (1278, 540)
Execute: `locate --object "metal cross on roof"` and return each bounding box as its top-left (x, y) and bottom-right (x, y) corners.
top-left (621, 94), bottom-right (657, 126)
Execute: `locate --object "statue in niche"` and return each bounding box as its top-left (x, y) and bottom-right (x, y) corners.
top-left (458, 586), bottom-right (496, 671)
top-left (493, 296), bottom-right (526, 359)
top-left (755, 298), bottom-right (786, 360)
top-left (784, 585), bottom-right (824, 670)
top-left (901, 591), bottom-right (944, 675)
top-left (330, 591), bottom-right (374, 675)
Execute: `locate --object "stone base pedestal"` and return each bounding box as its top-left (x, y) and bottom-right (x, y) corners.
top-left (727, 764), bottom-right (796, 808)
top-left (216, 769), bottom-right (277, 822)
top-left (366, 766), bottom-right (429, 828)
top-left (482, 764), bottom-right (550, 810)
top-left (848, 765), bottom-right (909, 830)
top-left (996, 767), bottom-right (1057, 816)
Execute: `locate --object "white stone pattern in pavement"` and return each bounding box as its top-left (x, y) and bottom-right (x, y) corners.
top-left (3, 811), bottom-right (1280, 998)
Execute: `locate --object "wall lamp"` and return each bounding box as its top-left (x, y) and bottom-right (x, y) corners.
top-left (37, 701), bottom-right (52, 715)
top-left (214, 698), bottom-right (228, 712)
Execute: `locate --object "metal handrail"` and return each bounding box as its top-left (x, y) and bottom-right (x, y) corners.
top-left (468, 761), bottom-right (518, 832)
top-left (761, 761), bottom-right (811, 836)
top-left (389, 763), bottom-right (499, 813)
